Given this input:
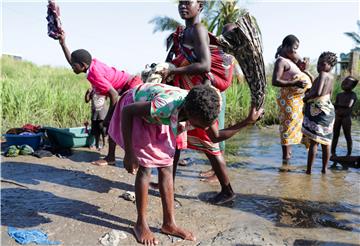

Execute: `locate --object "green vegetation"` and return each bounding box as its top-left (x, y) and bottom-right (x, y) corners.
top-left (1, 56), bottom-right (91, 132)
top-left (227, 75), bottom-right (360, 127)
top-left (1, 56), bottom-right (359, 133)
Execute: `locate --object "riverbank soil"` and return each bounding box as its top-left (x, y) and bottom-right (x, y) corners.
top-left (1, 135), bottom-right (359, 245)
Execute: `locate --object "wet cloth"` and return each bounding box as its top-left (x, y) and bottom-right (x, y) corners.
top-left (87, 59), bottom-right (131, 95)
top-left (46, 0), bottom-right (63, 40)
top-left (276, 56), bottom-right (312, 145)
top-left (108, 83), bottom-right (189, 168)
top-left (8, 226), bottom-right (60, 245)
top-left (302, 94), bottom-right (335, 145)
top-left (169, 26), bottom-right (235, 92)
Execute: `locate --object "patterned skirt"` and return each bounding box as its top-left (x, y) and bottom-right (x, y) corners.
top-left (277, 90), bottom-right (305, 145)
top-left (302, 95), bottom-right (335, 145)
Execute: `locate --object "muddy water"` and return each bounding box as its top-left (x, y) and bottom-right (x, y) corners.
top-left (176, 121), bottom-right (360, 244)
top-left (1, 122), bottom-right (359, 245)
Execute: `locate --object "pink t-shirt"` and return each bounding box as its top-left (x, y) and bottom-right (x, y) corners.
top-left (87, 58), bottom-right (130, 95)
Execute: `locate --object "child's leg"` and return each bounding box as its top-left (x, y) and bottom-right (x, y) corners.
top-left (321, 144), bottom-right (330, 174)
top-left (150, 148), bottom-right (180, 190)
top-left (342, 116), bottom-right (352, 156)
top-left (172, 148), bottom-right (181, 186)
top-left (133, 166), bottom-right (159, 245)
top-left (306, 140), bottom-right (318, 174)
top-left (282, 145), bottom-right (292, 161)
top-left (158, 166), bottom-right (195, 241)
top-left (99, 120), bottom-right (106, 148)
top-left (106, 137), bottom-right (116, 161)
top-left (331, 117), bottom-right (342, 156)
top-left (205, 153), bottom-right (235, 204)
top-left (93, 120), bottom-right (101, 149)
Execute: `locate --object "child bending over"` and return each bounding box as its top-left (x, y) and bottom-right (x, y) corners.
top-left (107, 83), bottom-right (263, 245)
top-left (58, 31), bottom-right (142, 166)
top-left (85, 88), bottom-right (108, 150)
top-left (302, 52), bottom-right (338, 174)
top-left (331, 76), bottom-right (358, 157)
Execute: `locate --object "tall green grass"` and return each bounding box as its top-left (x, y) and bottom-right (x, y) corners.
top-left (225, 76), bottom-right (279, 126)
top-left (226, 75), bottom-right (360, 126)
top-left (1, 56), bottom-right (91, 132)
top-left (1, 56), bottom-right (359, 133)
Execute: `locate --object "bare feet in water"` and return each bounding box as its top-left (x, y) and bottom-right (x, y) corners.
top-left (161, 224), bottom-right (196, 241)
top-left (133, 224), bottom-right (159, 245)
top-left (200, 174), bottom-right (218, 183)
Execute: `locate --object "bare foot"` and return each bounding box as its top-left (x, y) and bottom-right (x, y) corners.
top-left (91, 159), bottom-right (115, 166)
top-left (306, 169), bottom-right (311, 175)
top-left (161, 224), bottom-right (196, 241)
top-left (209, 190), bottom-right (235, 205)
top-left (200, 174), bottom-right (218, 183)
top-left (199, 169), bottom-right (214, 178)
top-left (133, 224), bottom-right (159, 245)
top-left (321, 168), bottom-right (326, 174)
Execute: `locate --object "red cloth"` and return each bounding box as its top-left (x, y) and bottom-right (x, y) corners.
top-left (22, 124), bottom-right (41, 133)
top-left (168, 26), bottom-right (231, 155)
top-left (170, 26), bottom-right (234, 92)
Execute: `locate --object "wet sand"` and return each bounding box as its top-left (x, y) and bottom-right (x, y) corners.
top-left (1, 125), bottom-right (360, 245)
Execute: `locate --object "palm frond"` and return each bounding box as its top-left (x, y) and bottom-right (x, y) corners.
top-left (344, 32), bottom-right (360, 45)
top-left (149, 16), bottom-right (182, 33)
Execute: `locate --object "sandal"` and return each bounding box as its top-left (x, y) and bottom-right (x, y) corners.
top-left (91, 159), bottom-right (116, 166)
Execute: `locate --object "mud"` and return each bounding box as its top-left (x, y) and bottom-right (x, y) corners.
top-left (1, 123), bottom-right (359, 245)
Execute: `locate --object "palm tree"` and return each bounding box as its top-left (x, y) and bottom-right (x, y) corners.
top-left (344, 20), bottom-right (360, 49)
top-left (149, 0), bottom-right (246, 36)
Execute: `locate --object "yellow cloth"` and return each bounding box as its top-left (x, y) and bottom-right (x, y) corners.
top-left (277, 72), bottom-right (312, 145)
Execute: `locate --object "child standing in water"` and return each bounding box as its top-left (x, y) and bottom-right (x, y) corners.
top-left (331, 76), bottom-right (358, 157)
top-left (85, 88), bottom-right (108, 150)
top-left (108, 83), bottom-right (263, 245)
top-left (302, 52), bottom-right (338, 174)
top-left (58, 31), bottom-right (142, 166)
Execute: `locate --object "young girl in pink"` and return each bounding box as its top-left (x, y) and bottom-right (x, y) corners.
top-left (58, 31), bottom-right (142, 166)
top-left (108, 83), bottom-right (262, 245)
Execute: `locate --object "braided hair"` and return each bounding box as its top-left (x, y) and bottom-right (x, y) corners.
top-left (184, 85), bottom-right (220, 126)
top-left (318, 51), bottom-right (337, 68)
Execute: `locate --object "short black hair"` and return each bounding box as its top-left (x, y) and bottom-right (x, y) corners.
top-left (275, 34), bottom-right (299, 58)
top-left (319, 51), bottom-right (337, 67)
top-left (71, 49), bottom-right (92, 65)
top-left (345, 75), bottom-right (359, 89)
top-left (184, 85), bottom-right (220, 125)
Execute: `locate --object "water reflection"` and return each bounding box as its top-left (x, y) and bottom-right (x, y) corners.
top-left (210, 122), bottom-right (360, 233)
